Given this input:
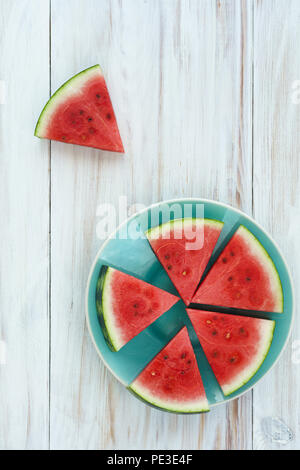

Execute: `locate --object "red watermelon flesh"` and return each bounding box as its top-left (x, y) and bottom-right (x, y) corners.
top-left (130, 327), bottom-right (209, 412)
top-left (35, 65), bottom-right (124, 152)
top-left (99, 267), bottom-right (179, 351)
top-left (187, 309), bottom-right (275, 396)
top-left (192, 225), bottom-right (283, 312)
top-left (146, 218), bottom-right (223, 305)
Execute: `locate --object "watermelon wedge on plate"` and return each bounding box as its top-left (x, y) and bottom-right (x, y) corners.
top-left (193, 225), bottom-right (283, 312)
top-left (187, 309), bottom-right (275, 396)
top-left (130, 327), bottom-right (209, 413)
top-left (35, 65), bottom-right (124, 152)
top-left (146, 218), bottom-right (223, 305)
top-left (96, 266), bottom-right (179, 351)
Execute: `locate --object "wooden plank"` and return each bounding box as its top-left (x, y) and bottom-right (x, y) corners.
top-left (252, 0), bottom-right (300, 450)
top-left (155, 0), bottom-right (253, 450)
top-left (50, 0), bottom-right (253, 449)
top-left (49, 0), bottom-right (150, 450)
top-left (0, 0), bottom-right (50, 450)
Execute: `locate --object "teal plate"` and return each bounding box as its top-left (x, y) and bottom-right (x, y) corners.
top-left (86, 199), bottom-right (294, 410)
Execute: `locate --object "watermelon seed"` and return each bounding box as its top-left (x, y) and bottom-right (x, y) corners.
top-left (246, 276), bottom-right (251, 281)
top-left (164, 254), bottom-right (170, 260)
top-left (164, 355), bottom-right (168, 360)
top-left (206, 320), bottom-right (212, 325)
top-left (222, 257), bottom-right (227, 263)
top-left (79, 110), bottom-right (84, 115)
top-left (181, 353), bottom-right (186, 359)
top-left (96, 94), bottom-right (101, 99)
top-left (182, 270), bottom-right (187, 276)
top-left (151, 371), bottom-right (156, 376)
top-left (228, 276), bottom-right (233, 281)
top-left (133, 303), bottom-right (138, 308)
top-left (225, 332), bottom-right (231, 340)
top-left (87, 117), bottom-right (93, 122)
top-left (239, 327), bottom-right (248, 336)
top-left (167, 265), bottom-right (172, 271)
top-left (229, 356), bottom-right (237, 363)
top-left (212, 350), bottom-right (219, 358)
top-left (106, 113), bottom-right (112, 120)
top-left (187, 360), bottom-right (192, 364)
top-left (230, 251), bottom-right (235, 257)
top-left (212, 329), bottom-right (217, 336)
top-left (181, 371), bottom-right (185, 375)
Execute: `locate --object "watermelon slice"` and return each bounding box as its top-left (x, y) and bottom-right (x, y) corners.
top-left (130, 327), bottom-right (209, 413)
top-left (187, 309), bottom-right (275, 396)
top-left (35, 65), bottom-right (124, 152)
top-left (146, 218), bottom-right (223, 305)
top-left (193, 225), bottom-right (283, 312)
top-left (96, 266), bottom-right (179, 351)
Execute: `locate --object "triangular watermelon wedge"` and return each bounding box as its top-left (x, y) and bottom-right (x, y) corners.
top-left (96, 266), bottom-right (179, 351)
top-left (187, 309), bottom-right (275, 396)
top-left (192, 225), bottom-right (283, 312)
top-left (146, 218), bottom-right (223, 305)
top-left (130, 327), bottom-right (209, 413)
top-left (35, 65), bottom-right (124, 152)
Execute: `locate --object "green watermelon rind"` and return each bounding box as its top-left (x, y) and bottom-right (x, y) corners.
top-left (145, 217), bottom-right (224, 240)
top-left (222, 319), bottom-right (276, 396)
top-left (96, 265), bottom-right (120, 352)
top-left (128, 383), bottom-right (210, 414)
top-left (238, 225), bottom-right (283, 313)
top-left (34, 64), bottom-right (102, 138)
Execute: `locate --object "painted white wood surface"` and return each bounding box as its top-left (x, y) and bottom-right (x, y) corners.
top-left (0, 0), bottom-right (50, 450)
top-left (252, 0), bottom-right (300, 450)
top-left (0, 0), bottom-right (299, 450)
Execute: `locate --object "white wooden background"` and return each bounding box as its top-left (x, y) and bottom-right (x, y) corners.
top-left (0, 0), bottom-right (299, 450)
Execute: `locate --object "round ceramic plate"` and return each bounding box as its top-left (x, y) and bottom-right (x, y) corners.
top-left (86, 199), bottom-right (294, 410)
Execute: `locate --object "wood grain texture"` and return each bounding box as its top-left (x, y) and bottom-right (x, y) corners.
top-left (1, 0), bottom-right (299, 450)
top-left (0, 0), bottom-right (50, 450)
top-left (153, 0), bottom-right (253, 450)
top-left (50, 0), bottom-right (253, 450)
top-left (252, 0), bottom-right (300, 450)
